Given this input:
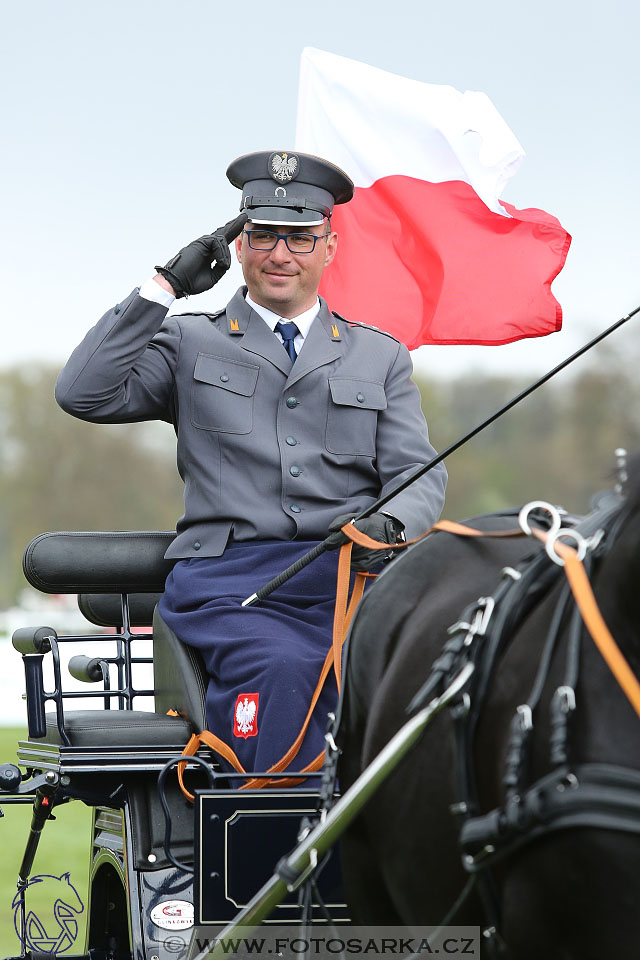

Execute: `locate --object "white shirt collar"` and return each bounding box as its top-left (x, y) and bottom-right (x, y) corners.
top-left (245, 293), bottom-right (320, 340)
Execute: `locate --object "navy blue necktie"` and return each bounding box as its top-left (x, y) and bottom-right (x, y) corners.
top-left (275, 321), bottom-right (300, 363)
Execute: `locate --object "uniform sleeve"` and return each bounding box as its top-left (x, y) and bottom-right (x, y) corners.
top-left (374, 340), bottom-right (447, 539)
top-left (55, 289), bottom-right (182, 425)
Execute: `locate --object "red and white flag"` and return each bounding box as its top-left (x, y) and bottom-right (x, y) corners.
top-left (295, 48), bottom-right (571, 348)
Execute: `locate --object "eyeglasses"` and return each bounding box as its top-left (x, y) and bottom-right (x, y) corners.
top-left (243, 229), bottom-right (330, 254)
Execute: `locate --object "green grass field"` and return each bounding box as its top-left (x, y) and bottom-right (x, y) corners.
top-left (0, 727), bottom-right (92, 956)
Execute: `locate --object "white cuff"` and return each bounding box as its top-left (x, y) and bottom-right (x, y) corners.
top-left (140, 276), bottom-right (176, 307)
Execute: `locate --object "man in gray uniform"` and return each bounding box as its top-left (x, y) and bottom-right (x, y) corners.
top-left (56, 151), bottom-right (447, 779)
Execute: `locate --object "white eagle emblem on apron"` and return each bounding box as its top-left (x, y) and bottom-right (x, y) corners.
top-left (233, 692), bottom-right (259, 738)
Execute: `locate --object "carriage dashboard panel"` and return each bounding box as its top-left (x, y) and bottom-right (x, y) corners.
top-left (195, 790), bottom-right (349, 924)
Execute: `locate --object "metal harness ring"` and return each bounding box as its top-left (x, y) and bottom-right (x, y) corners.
top-left (545, 529), bottom-right (587, 567)
top-left (518, 500), bottom-right (562, 538)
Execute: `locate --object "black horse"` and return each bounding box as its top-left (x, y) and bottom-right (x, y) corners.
top-left (338, 470), bottom-right (640, 958)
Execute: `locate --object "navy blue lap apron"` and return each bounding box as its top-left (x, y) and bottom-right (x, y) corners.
top-left (158, 540), bottom-right (355, 777)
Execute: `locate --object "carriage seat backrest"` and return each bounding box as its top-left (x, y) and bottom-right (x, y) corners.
top-left (23, 530), bottom-right (177, 595)
top-left (152, 609), bottom-right (207, 732)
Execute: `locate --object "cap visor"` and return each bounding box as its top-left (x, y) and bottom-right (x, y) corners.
top-left (245, 205), bottom-right (325, 227)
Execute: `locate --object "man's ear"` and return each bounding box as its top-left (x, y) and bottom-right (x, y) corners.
top-left (235, 234), bottom-right (243, 263)
top-left (324, 231), bottom-right (338, 268)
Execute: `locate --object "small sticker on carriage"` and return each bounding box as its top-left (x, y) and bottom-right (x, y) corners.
top-left (234, 692), bottom-right (259, 738)
top-left (12, 872), bottom-right (84, 954)
top-left (149, 900), bottom-right (194, 930)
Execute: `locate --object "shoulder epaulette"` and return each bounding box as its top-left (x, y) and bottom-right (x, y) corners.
top-left (175, 307), bottom-right (225, 322)
top-left (331, 311), bottom-right (401, 344)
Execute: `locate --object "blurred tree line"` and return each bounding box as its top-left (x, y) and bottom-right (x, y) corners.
top-left (1, 346), bottom-right (639, 607)
top-left (0, 367), bottom-right (183, 607)
top-left (415, 337), bottom-right (640, 519)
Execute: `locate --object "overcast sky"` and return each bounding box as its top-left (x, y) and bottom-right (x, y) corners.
top-left (2, 0), bottom-right (638, 380)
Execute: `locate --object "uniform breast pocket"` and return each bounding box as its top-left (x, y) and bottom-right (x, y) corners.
top-left (325, 378), bottom-right (387, 457)
top-left (191, 353), bottom-right (259, 434)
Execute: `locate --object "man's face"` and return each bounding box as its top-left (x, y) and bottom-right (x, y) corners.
top-left (234, 220), bottom-right (338, 318)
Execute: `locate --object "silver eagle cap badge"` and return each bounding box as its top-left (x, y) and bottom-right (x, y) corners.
top-left (270, 152), bottom-right (299, 184)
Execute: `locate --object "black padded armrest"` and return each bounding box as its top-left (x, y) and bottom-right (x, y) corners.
top-left (23, 531), bottom-right (176, 594)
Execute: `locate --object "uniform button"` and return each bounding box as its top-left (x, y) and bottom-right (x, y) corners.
top-left (114, 304), bottom-right (121, 315)
top-left (290, 504), bottom-right (301, 514)
top-left (356, 393), bottom-right (365, 403)
top-left (286, 397), bottom-right (299, 409)
top-left (220, 374), bottom-right (229, 383)
top-left (286, 436), bottom-right (297, 446)
top-left (290, 466), bottom-right (301, 477)
top-left (193, 541), bottom-right (201, 550)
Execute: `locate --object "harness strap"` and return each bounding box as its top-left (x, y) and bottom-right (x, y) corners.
top-left (430, 519), bottom-right (526, 540)
top-left (458, 511), bottom-right (640, 886)
top-left (343, 518), bottom-right (525, 556)
top-left (563, 548), bottom-right (640, 719)
top-left (533, 531), bottom-right (640, 720)
top-left (461, 762), bottom-right (640, 869)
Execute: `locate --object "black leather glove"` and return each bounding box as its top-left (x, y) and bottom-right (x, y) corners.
top-left (155, 213), bottom-right (246, 298)
top-left (328, 512), bottom-right (405, 572)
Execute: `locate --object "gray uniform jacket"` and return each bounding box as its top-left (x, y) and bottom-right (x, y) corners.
top-left (56, 287), bottom-right (447, 559)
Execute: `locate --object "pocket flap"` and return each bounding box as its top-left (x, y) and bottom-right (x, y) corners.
top-left (328, 378), bottom-right (387, 411)
top-left (194, 354), bottom-right (259, 397)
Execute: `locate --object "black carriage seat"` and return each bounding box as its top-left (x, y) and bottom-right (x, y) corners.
top-left (16, 530), bottom-right (218, 870)
top-left (14, 530), bottom-right (349, 929)
top-left (20, 529), bottom-right (207, 746)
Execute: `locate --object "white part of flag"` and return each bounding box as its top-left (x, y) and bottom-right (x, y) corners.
top-left (295, 47), bottom-right (524, 216)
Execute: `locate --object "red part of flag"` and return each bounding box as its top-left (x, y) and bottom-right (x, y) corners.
top-left (320, 176), bottom-right (571, 348)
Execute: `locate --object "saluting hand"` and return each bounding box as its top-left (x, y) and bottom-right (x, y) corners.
top-left (155, 213), bottom-right (247, 298)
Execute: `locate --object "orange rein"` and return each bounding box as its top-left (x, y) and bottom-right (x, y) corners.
top-left (531, 528), bottom-right (640, 720)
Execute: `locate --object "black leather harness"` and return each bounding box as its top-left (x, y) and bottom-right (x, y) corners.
top-left (428, 496), bottom-right (640, 952)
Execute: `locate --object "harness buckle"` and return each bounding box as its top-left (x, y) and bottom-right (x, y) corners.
top-left (556, 771), bottom-right (579, 792)
top-left (464, 843), bottom-right (496, 867)
top-left (277, 846), bottom-right (320, 892)
top-left (516, 704), bottom-right (533, 730)
top-left (324, 731), bottom-right (339, 754)
top-left (586, 528), bottom-right (605, 552)
top-left (473, 597), bottom-right (495, 637)
top-left (450, 692), bottom-right (471, 719)
top-left (449, 597), bottom-right (496, 647)
top-left (554, 685), bottom-right (576, 714)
